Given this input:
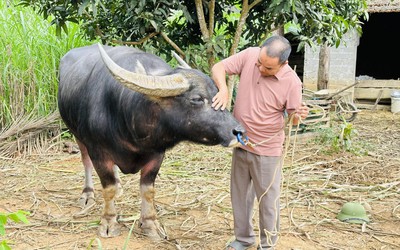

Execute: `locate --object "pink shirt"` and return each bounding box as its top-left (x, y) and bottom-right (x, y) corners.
top-left (222, 47), bottom-right (303, 156)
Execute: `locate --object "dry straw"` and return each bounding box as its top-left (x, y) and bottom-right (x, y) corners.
top-left (0, 111), bottom-right (399, 249)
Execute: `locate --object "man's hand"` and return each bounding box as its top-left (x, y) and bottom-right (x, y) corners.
top-left (212, 90), bottom-right (229, 111)
top-left (296, 102), bottom-right (309, 121)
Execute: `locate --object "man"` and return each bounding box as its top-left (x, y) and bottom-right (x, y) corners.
top-left (211, 35), bottom-right (309, 250)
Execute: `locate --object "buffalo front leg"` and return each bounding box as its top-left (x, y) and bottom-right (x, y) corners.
top-left (93, 158), bottom-right (122, 237)
top-left (98, 184), bottom-right (121, 237)
top-left (139, 154), bottom-right (166, 240)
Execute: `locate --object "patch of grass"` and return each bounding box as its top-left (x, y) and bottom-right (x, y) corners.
top-left (0, 1), bottom-right (93, 128)
top-left (311, 121), bottom-right (369, 155)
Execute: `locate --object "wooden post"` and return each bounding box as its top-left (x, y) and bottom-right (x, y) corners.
top-left (317, 43), bottom-right (330, 91)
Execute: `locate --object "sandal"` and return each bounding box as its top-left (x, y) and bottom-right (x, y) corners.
top-left (256, 245), bottom-right (274, 250)
top-left (226, 240), bottom-right (253, 250)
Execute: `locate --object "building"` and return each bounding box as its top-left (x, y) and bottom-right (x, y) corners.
top-left (301, 0), bottom-right (400, 107)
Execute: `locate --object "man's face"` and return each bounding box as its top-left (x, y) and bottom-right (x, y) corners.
top-left (256, 47), bottom-right (286, 77)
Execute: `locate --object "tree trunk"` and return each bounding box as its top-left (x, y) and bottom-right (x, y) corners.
top-left (317, 43), bottom-right (330, 90)
top-left (272, 27), bottom-right (284, 36)
top-left (194, 0), bottom-right (263, 111)
top-left (225, 0), bottom-right (262, 110)
top-left (194, 0), bottom-right (215, 67)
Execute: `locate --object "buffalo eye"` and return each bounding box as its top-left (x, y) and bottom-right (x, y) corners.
top-left (190, 94), bottom-right (204, 106)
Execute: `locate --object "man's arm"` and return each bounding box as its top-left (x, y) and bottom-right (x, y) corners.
top-left (211, 61), bottom-right (229, 111)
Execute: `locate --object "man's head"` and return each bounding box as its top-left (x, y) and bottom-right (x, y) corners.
top-left (256, 35), bottom-right (292, 77)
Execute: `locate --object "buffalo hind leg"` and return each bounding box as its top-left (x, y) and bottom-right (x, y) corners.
top-left (73, 139), bottom-right (96, 218)
top-left (113, 165), bottom-right (123, 197)
top-left (74, 140), bottom-right (123, 219)
top-left (139, 154), bottom-right (167, 240)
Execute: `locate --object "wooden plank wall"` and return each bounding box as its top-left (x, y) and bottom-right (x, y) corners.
top-left (354, 80), bottom-right (400, 110)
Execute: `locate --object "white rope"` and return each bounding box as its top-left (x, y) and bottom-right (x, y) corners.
top-left (255, 114), bottom-right (301, 249)
top-left (240, 102), bottom-right (328, 149)
top-left (238, 108), bottom-right (325, 248)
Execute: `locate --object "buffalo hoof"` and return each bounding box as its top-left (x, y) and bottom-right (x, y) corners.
top-left (73, 192), bottom-right (96, 218)
top-left (140, 219), bottom-right (167, 240)
top-left (78, 192), bottom-right (95, 208)
top-left (98, 217), bottom-right (121, 238)
top-left (63, 142), bottom-right (80, 154)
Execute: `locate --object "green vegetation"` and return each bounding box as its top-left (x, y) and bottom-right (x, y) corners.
top-left (2, 0), bottom-right (368, 124)
top-left (313, 120), bottom-right (368, 155)
top-left (19, 0), bottom-right (368, 64)
top-left (0, 210), bottom-right (29, 250)
top-left (0, 1), bottom-right (93, 128)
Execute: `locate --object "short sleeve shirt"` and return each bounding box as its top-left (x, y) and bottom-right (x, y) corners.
top-left (222, 47), bottom-right (303, 156)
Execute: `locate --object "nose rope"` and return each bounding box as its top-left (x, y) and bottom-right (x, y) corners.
top-left (235, 103), bottom-right (327, 148)
top-left (235, 114), bottom-right (298, 148)
top-left (239, 126), bottom-right (285, 148)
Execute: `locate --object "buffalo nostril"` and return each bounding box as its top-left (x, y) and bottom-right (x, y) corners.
top-left (232, 125), bottom-right (246, 136)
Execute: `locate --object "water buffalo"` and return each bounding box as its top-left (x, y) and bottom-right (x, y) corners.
top-left (58, 43), bottom-right (244, 239)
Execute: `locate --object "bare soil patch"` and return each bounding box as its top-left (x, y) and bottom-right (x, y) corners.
top-left (1, 110), bottom-right (399, 250)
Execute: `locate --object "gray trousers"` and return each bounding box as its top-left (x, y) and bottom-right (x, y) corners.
top-left (231, 148), bottom-right (282, 248)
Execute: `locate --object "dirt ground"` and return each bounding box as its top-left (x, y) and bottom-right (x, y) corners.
top-left (1, 110), bottom-right (399, 250)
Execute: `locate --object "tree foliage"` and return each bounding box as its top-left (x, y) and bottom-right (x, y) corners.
top-left (18, 0), bottom-right (368, 56)
top-left (18, 0), bottom-right (177, 42)
top-left (18, 0), bottom-right (368, 105)
top-left (286, 0), bottom-right (368, 50)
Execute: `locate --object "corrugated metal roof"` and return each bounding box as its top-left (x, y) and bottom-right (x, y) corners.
top-left (368, 0), bottom-right (400, 13)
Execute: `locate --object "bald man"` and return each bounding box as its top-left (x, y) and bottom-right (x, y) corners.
top-left (212, 35), bottom-right (309, 250)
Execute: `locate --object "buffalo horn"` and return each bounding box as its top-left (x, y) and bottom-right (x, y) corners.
top-left (98, 43), bottom-right (189, 97)
top-left (171, 51), bottom-right (191, 69)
